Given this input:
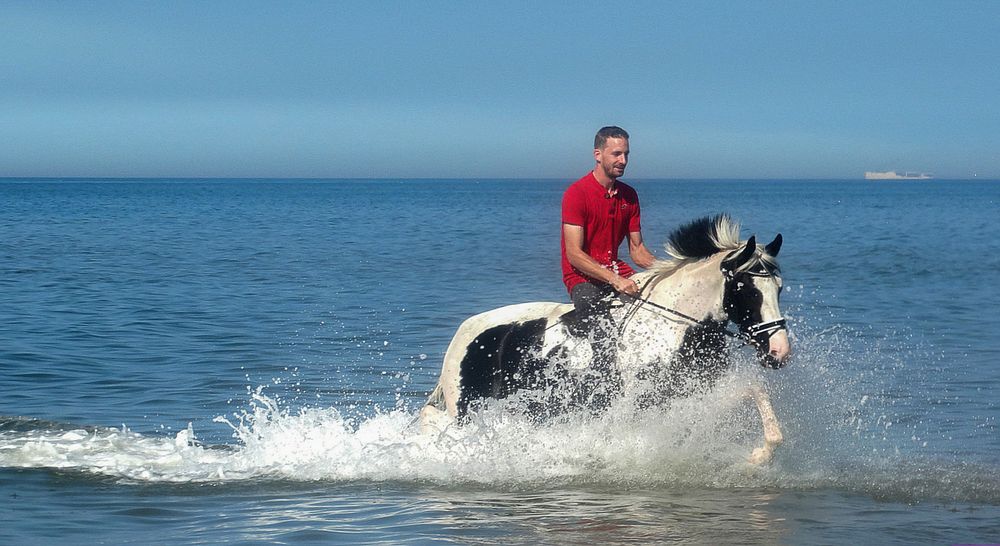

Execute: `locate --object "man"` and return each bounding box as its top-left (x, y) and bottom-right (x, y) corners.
top-left (560, 126), bottom-right (656, 405)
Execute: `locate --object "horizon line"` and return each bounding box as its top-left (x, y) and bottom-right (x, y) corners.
top-left (2, 176), bottom-right (996, 182)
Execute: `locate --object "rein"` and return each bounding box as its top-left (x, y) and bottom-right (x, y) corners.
top-left (619, 283), bottom-right (787, 350)
top-left (617, 291), bottom-right (744, 342)
top-left (549, 255), bottom-right (788, 354)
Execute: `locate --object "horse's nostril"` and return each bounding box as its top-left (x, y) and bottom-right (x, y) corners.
top-left (772, 347), bottom-right (791, 363)
top-left (759, 353), bottom-right (784, 369)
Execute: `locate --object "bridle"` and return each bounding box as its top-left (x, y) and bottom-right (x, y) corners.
top-left (619, 290), bottom-right (786, 345)
top-left (725, 267), bottom-right (789, 346)
top-left (618, 263), bottom-right (788, 366)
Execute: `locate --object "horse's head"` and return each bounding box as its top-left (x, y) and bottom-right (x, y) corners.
top-left (651, 214), bottom-right (791, 369)
top-left (721, 234), bottom-right (791, 369)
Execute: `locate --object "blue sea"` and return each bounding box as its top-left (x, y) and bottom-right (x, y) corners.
top-left (1, 178), bottom-right (998, 545)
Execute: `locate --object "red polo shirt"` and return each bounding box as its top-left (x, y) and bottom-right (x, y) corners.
top-left (560, 172), bottom-right (642, 294)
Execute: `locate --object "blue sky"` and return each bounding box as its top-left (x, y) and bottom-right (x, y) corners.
top-left (2, 1), bottom-right (997, 179)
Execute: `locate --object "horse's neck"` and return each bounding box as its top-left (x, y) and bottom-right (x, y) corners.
top-left (640, 255), bottom-right (727, 321)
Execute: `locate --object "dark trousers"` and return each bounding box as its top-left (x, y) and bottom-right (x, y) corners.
top-left (570, 282), bottom-right (622, 408)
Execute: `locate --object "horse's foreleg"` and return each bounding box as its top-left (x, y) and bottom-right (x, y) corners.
top-left (747, 383), bottom-right (783, 465)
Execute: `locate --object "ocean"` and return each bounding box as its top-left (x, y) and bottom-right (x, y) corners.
top-left (1, 178), bottom-right (998, 545)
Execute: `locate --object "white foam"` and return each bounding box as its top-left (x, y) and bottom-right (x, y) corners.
top-left (3, 326), bottom-right (999, 503)
top-left (0, 373), bottom-right (777, 486)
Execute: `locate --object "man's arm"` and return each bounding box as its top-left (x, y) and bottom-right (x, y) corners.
top-left (627, 231), bottom-right (656, 269)
top-left (563, 223), bottom-right (639, 295)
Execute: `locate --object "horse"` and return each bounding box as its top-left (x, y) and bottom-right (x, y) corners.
top-left (419, 214), bottom-right (791, 464)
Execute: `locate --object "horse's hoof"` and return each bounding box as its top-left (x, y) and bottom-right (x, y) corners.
top-left (748, 447), bottom-right (772, 465)
top-left (419, 404), bottom-right (452, 436)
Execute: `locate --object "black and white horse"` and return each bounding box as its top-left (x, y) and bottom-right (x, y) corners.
top-left (420, 214), bottom-right (791, 463)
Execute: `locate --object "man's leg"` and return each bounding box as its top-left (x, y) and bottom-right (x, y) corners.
top-left (570, 282), bottom-right (621, 409)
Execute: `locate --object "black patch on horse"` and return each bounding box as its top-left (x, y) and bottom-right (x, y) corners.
top-left (635, 321), bottom-right (730, 407)
top-left (673, 321), bottom-right (730, 387)
top-left (555, 307), bottom-right (589, 338)
top-left (723, 270), bottom-right (782, 366)
top-left (457, 318), bottom-right (548, 417)
top-left (723, 271), bottom-right (765, 342)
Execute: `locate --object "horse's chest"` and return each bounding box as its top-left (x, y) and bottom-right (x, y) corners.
top-left (619, 321), bottom-right (688, 362)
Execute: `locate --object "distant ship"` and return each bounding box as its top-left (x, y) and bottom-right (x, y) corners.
top-left (864, 171), bottom-right (933, 180)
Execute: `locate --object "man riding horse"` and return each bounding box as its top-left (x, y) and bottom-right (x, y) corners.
top-left (419, 127), bottom-right (792, 464)
top-left (561, 126), bottom-right (656, 406)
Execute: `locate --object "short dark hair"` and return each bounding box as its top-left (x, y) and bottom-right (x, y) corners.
top-left (595, 126), bottom-right (629, 149)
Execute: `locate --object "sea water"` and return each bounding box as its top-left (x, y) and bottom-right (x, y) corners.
top-left (1, 178), bottom-right (998, 544)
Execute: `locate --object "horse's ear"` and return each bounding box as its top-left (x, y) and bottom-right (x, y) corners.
top-left (722, 235), bottom-right (756, 275)
top-left (765, 233), bottom-right (782, 257)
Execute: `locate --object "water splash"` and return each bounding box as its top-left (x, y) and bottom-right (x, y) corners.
top-left (0, 375), bottom-right (774, 485)
top-left (1, 323), bottom-right (998, 504)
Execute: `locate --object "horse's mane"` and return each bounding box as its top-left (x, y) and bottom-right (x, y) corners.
top-left (648, 214), bottom-right (778, 276)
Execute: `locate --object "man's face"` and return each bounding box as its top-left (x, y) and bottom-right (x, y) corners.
top-left (595, 137), bottom-right (629, 180)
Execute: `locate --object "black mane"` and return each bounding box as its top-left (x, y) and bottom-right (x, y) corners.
top-left (667, 213), bottom-right (733, 259)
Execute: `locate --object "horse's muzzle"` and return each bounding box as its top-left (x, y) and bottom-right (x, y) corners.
top-left (757, 329), bottom-right (791, 369)
top-left (759, 352), bottom-right (786, 369)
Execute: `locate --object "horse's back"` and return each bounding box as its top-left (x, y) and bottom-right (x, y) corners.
top-left (454, 302), bottom-right (570, 338)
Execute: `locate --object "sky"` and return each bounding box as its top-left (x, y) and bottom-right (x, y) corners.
top-left (2, 1), bottom-right (998, 179)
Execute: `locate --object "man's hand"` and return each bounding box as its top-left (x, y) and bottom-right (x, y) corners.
top-left (610, 275), bottom-right (639, 297)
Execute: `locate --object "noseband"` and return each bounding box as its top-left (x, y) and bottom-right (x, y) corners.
top-left (741, 318), bottom-right (788, 369)
top-left (744, 318), bottom-right (788, 340)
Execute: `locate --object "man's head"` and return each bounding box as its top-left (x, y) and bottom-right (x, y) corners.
top-left (594, 126), bottom-right (630, 182)
top-left (594, 126), bottom-right (629, 150)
